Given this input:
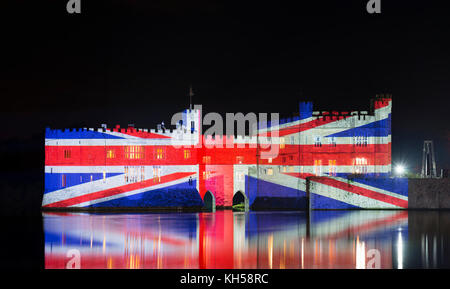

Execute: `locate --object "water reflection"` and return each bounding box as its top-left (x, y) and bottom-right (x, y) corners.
top-left (43, 210), bottom-right (450, 269)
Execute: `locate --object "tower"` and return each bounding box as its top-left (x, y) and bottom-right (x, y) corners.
top-left (421, 140), bottom-right (437, 178)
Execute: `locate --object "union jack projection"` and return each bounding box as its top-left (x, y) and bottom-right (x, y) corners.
top-left (42, 95), bottom-right (408, 209)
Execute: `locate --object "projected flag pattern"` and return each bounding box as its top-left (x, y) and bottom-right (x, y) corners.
top-left (43, 96), bottom-right (407, 209)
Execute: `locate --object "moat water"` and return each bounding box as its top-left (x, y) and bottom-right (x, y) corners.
top-left (44, 210), bottom-right (450, 269)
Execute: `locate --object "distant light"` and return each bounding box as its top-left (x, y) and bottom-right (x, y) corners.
top-left (395, 164), bottom-right (406, 176)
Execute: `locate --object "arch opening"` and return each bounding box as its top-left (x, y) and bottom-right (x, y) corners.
top-left (203, 190), bottom-right (216, 212)
top-left (232, 191), bottom-right (249, 211)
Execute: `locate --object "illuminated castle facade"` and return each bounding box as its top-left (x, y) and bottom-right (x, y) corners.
top-left (42, 95), bottom-right (408, 209)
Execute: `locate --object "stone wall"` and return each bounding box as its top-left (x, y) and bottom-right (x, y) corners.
top-left (408, 178), bottom-right (450, 209)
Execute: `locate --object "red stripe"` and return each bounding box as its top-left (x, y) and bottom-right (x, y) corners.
top-left (44, 172), bottom-right (195, 208)
top-left (311, 177), bottom-right (408, 208)
top-left (282, 173), bottom-right (315, 179)
top-left (45, 144), bottom-right (391, 166)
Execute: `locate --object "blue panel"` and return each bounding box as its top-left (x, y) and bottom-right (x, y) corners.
top-left (299, 101), bottom-right (313, 120)
top-left (44, 173), bottom-right (123, 193)
top-left (311, 193), bottom-right (360, 209)
top-left (329, 174), bottom-right (408, 197)
top-left (330, 173), bottom-right (391, 178)
top-left (88, 180), bottom-right (203, 208)
top-left (326, 113), bottom-right (391, 138)
top-left (246, 175), bottom-right (307, 209)
top-left (351, 177), bottom-right (408, 197)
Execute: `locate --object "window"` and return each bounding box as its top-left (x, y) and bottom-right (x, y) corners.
top-left (155, 148), bottom-right (164, 160)
top-left (61, 174), bottom-right (66, 187)
top-left (314, 136), bottom-right (322, 147)
top-left (140, 166), bottom-right (145, 182)
top-left (266, 168), bottom-right (273, 175)
top-left (354, 135), bottom-right (368, 147)
top-left (106, 149), bottom-right (116, 159)
top-left (124, 166), bottom-right (145, 183)
top-left (125, 146), bottom-right (145, 159)
top-left (328, 160), bottom-right (337, 176)
top-left (328, 137), bottom-right (337, 147)
top-left (203, 171), bottom-right (211, 180)
top-left (280, 137), bottom-right (285, 149)
top-left (314, 160), bottom-right (322, 176)
top-left (152, 166), bottom-right (161, 183)
top-left (353, 157), bottom-right (368, 174)
top-left (268, 158), bottom-right (272, 163)
top-left (184, 150), bottom-right (191, 159)
top-left (64, 149), bottom-right (71, 158)
top-left (203, 156), bottom-right (211, 164)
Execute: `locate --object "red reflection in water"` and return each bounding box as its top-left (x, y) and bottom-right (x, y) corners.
top-left (44, 210), bottom-right (407, 269)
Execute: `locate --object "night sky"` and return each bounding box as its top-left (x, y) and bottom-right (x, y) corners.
top-left (3, 0), bottom-right (450, 173)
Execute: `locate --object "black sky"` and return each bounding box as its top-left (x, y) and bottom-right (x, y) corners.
top-left (2, 0), bottom-right (450, 173)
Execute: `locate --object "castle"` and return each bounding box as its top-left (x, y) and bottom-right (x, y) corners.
top-left (42, 95), bottom-right (408, 210)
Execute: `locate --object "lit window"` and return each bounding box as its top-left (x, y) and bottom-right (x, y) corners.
top-left (203, 156), bottom-right (211, 164)
top-left (203, 171), bottom-right (211, 180)
top-left (125, 146), bottom-right (145, 159)
top-left (61, 174), bottom-right (66, 187)
top-left (314, 160), bottom-right (322, 176)
top-left (266, 168), bottom-right (273, 175)
top-left (106, 149), bottom-right (115, 159)
top-left (155, 148), bottom-right (164, 160)
top-left (184, 150), bottom-right (191, 159)
top-left (329, 160), bottom-right (337, 176)
top-left (64, 149), bottom-right (71, 158)
top-left (280, 137), bottom-right (285, 149)
top-left (268, 158), bottom-right (272, 163)
top-left (353, 157), bottom-right (368, 174)
top-left (152, 166), bottom-right (161, 183)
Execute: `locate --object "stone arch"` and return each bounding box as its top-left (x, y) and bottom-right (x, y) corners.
top-left (203, 190), bottom-right (216, 212)
top-left (232, 190), bottom-right (249, 211)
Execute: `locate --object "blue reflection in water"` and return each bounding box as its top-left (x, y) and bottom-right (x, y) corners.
top-left (43, 210), bottom-right (450, 269)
